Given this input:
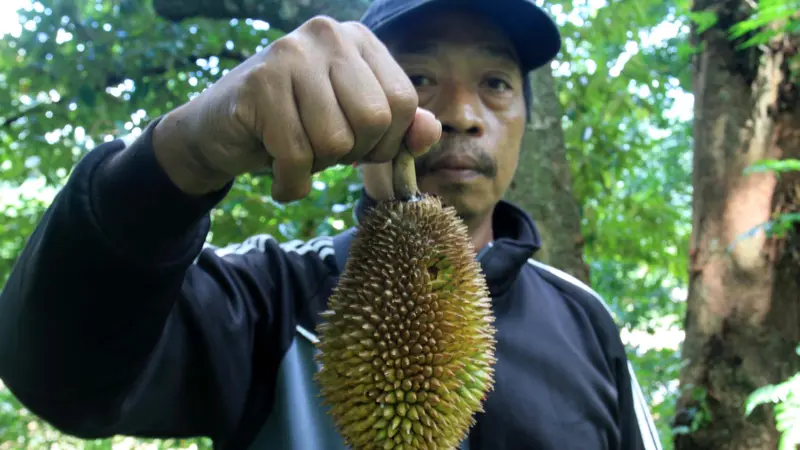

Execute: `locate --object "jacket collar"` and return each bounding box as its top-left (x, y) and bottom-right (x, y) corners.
top-left (353, 189), bottom-right (541, 297)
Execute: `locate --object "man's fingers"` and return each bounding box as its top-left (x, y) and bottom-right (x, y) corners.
top-left (330, 48), bottom-right (393, 164)
top-left (405, 108), bottom-right (442, 156)
top-left (257, 66), bottom-right (315, 202)
top-left (294, 66), bottom-right (354, 173)
top-left (347, 23), bottom-right (419, 164)
top-left (360, 161), bottom-right (394, 201)
top-left (271, 153), bottom-right (313, 202)
top-left (256, 19), bottom-right (440, 204)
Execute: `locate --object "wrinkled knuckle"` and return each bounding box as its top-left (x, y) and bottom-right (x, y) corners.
top-left (231, 64), bottom-right (267, 120)
top-left (305, 15), bottom-right (341, 38)
top-left (359, 105), bottom-right (392, 133)
top-left (386, 85), bottom-right (419, 117)
top-left (270, 35), bottom-right (303, 56)
top-left (240, 61), bottom-right (274, 95)
top-left (320, 131), bottom-right (354, 159)
top-left (307, 15), bottom-right (337, 27)
top-left (345, 21), bottom-right (372, 36)
top-left (245, 62), bottom-right (277, 86)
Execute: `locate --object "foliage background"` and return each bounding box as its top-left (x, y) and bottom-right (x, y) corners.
top-left (1, 0), bottom-right (792, 449)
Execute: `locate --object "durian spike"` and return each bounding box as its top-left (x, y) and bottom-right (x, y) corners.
top-left (392, 148), bottom-right (420, 201)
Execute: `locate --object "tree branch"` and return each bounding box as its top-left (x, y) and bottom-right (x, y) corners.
top-left (0, 50), bottom-right (247, 130)
top-left (152, 0), bottom-right (371, 32)
top-left (1, 104), bottom-right (57, 129)
top-left (3, 0), bottom-right (371, 130)
top-left (104, 49), bottom-right (248, 87)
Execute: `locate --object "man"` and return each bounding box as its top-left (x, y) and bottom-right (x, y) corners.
top-left (0, 0), bottom-right (661, 449)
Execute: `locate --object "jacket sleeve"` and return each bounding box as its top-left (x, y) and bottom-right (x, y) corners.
top-left (0, 119), bottom-right (333, 445)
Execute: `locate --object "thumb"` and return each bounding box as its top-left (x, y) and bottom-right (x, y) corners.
top-left (352, 107), bottom-right (440, 169)
top-left (404, 108), bottom-right (441, 156)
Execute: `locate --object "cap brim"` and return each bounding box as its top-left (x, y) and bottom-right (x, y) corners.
top-left (367, 0), bottom-right (561, 72)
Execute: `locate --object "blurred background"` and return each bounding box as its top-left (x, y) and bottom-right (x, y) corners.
top-left (0, 0), bottom-right (798, 449)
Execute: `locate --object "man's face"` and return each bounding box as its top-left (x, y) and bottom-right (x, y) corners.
top-left (382, 10), bottom-right (527, 221)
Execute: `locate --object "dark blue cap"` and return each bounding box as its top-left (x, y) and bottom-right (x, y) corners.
top-left (360, 0), bottom-right (562, 73)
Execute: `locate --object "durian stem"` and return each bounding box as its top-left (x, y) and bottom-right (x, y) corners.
top-left (392, 149), bottom-right (419, 201)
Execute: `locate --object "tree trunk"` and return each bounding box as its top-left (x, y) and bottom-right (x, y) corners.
top-left (152, 0), bottom-right (369, 31)
top-left (674, 1), bottom-right (800, 448)
top-left (506, 67), bottom-right (590, 283)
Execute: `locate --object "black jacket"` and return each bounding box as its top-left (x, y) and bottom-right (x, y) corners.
top-left (0, 120), bottom-right (662, 450)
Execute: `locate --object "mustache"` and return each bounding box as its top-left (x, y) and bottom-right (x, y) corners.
top-left (414, 140), bottom-right (498, 178)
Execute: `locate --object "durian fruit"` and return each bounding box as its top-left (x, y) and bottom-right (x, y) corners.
top-left (314, 150), bottom-right (497, 449)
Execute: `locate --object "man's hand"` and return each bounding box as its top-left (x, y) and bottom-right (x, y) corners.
top-left (152, 16), bottom-right (442, 202)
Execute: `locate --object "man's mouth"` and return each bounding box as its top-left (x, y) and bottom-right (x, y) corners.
top-left (424, 155), bottom-right (483, 182)
top-left (428, 155), bottom-right (479, 173)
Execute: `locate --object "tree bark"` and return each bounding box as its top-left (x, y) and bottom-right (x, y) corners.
top-left (674, 1), bottom-right (800, 448)
top-left (505, 67), bottom-right (590, 283)
top-left (152, 0), bottom-right (369, 31)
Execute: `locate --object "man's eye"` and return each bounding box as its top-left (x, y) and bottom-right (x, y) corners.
top-left (408, 75), bottom-right (434, 87)
top-left (485, 77), bottom-right (512, 92)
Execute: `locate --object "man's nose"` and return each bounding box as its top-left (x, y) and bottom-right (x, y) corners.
top-left (435, 84), bottom-right (485, 137)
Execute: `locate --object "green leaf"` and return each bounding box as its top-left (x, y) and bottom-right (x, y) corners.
top-left (745, 381), bottom-right (792, 416)
top-left (688, 10), bottom-right (718, 33)
top-left (744, 158), bottom-right (800, 175)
